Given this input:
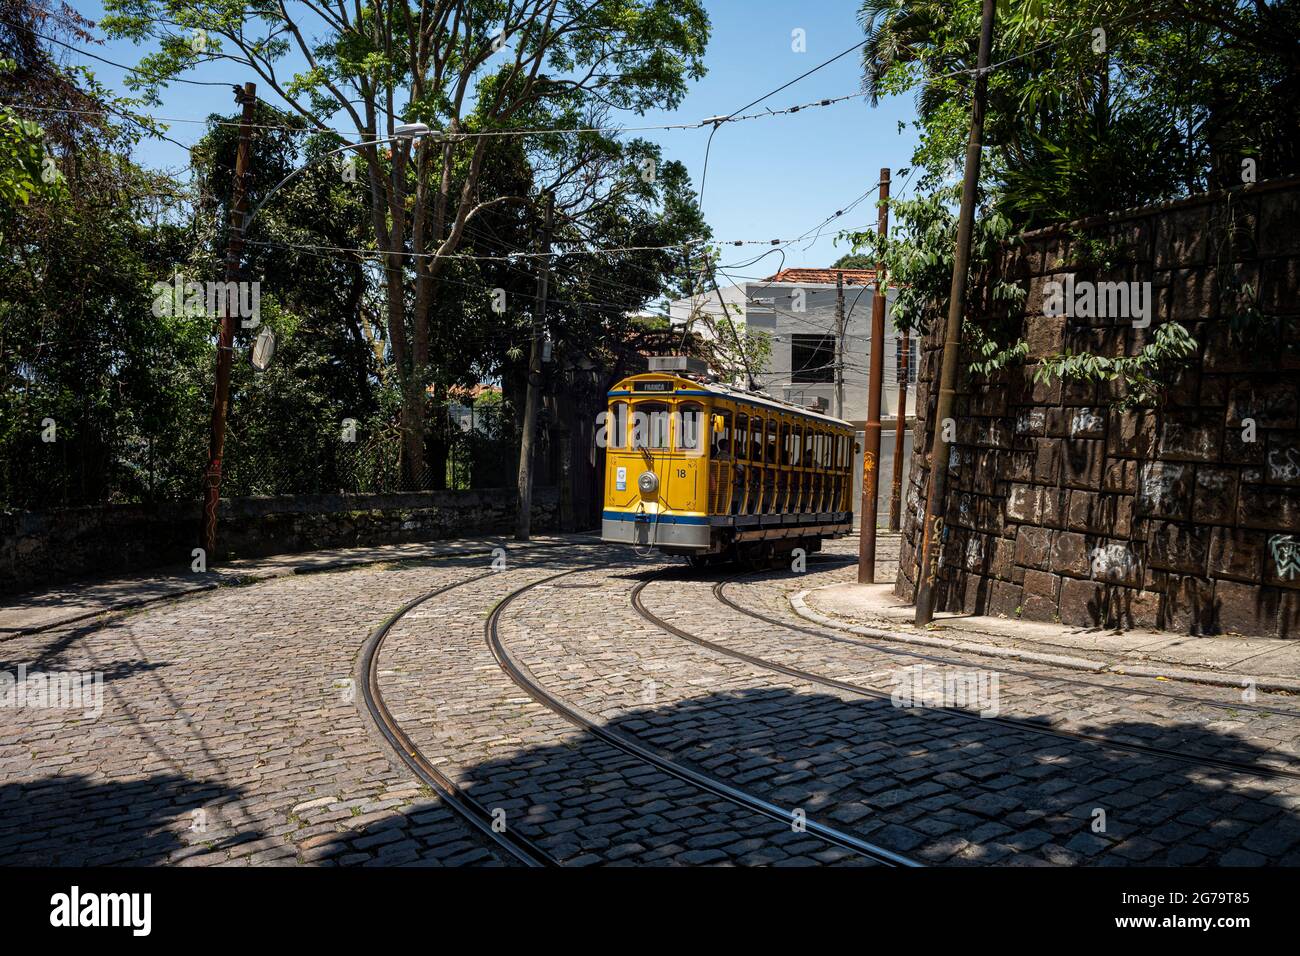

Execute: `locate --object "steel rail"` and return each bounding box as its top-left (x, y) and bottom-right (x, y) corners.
top-left (629, 574), bottom-right (1300, 783)
top-left (714, 574), bottom-right (1300, 720)
top-left (486, 567), bottom-right (922, 867)
top-left (356, 570), bottom-right (556, 868)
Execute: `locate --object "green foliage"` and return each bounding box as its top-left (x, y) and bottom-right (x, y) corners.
top-left (0, 107), bottom-right (45, 209)
top-left (1, 2), bottom-right (713, 506)
top-left (100, 0), bottom-right (713, 479)
top-left (830, 252), bottom-right (873, 270)
top-left (850, 0), bottom-right (1296, 394)
top-left (1035, 320), bottom-right (1198, 408)
top-left (1065, 231), bottom-right (1128, 271)
top-left (841, 184), bottom-right (1027, 378)
top-left (861, 0), bottom-right (1300, 226)
top-left (0, 147), bottom-right (211, 507)
top-left (965, 321), bottom-right (1029, 377)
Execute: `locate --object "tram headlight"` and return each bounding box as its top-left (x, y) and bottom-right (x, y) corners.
top-left (637, 471), bottom-right (659, 496)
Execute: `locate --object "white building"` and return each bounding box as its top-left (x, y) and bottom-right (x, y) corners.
top-left (668, 268), bottom-right (916, 428)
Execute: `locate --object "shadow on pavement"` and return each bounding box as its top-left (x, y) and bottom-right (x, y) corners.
top-left (0, 772), bottom-right (257, 866)
top-left (336, 681), bottom-right (1300, 866)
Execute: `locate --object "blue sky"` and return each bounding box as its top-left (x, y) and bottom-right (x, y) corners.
top-left (69, 1), bottom-right (920, 272)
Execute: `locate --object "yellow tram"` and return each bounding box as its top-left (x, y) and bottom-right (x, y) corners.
top-left (600, 356), bottom-right (856, 565)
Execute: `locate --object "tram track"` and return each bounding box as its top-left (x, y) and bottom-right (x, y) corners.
top-left (630, 572), bottom-right (1300, 783)
top-left (485, 566), bottom-right (923, 868)
top-left (719, 571), bottom-right (1300, 720)
top-left (356, 569), bottom-right (556, 867)
top-left (358, 549), bottom-right (921, 866)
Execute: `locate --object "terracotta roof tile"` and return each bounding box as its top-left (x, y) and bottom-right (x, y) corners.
top-left (761, 268), bottom-right (877, 286)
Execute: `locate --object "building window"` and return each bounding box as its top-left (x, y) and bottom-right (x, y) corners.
top-left (791, 333), bottom-right (834, 384)
top-left (895, 336), bottom-right (918, 385)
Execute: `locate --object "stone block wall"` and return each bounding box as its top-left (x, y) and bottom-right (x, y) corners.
top-left (0, 488), bottom-right (558, 593)
top-left (896, 177), bottom-right (1300, 637)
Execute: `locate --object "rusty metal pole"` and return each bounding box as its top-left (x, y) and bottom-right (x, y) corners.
top-left (888, 329), bottom-right (909, 531)
top-left (515, 190), bottom-right (554, 541)
top-left (857, 168), bottom-right (890, 584)
top-left (200, 82), bottom-right (257, 559)
top-left (833, 270), bottom-right (845, 419)
top-left (915, 0), bottom-right (996, 625)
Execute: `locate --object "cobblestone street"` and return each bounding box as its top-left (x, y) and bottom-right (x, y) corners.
top-left (3, 535), bottom-right (1299, 867)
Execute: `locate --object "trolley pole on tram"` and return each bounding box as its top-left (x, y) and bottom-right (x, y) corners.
top-left (914, 0), bottom-right (997, 624)
top-left (857, 168), bottom-right (890, 584)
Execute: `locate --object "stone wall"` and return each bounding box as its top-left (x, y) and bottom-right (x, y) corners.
top-left (897, 176), bottom-right (1300, 637)
top-left (0, 488), bottom-right (558, 593)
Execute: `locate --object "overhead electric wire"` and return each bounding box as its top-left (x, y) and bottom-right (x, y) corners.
top-left (698, 36), bottom-right (871, 215)
top-left (0, 85), bottom-right (866, 139)
top-left (32, 30), bottom-right (241, 88)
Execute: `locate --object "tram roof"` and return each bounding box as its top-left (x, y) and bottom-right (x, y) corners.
top-left (608, 373), bottom-right (852, 429)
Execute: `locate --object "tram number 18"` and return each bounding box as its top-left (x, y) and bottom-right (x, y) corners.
top-left (676, 468), bottom-right (687, 478)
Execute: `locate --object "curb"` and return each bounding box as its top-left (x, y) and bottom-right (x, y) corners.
top-left (789, 587), bottom-right (1300, 695)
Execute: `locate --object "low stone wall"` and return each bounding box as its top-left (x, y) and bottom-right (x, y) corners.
top-left (0, 488), bottom-right (558, 593)
top-left (898, 177), bottom-right (1300, 637)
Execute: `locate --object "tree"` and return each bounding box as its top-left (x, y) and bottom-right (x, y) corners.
top-left (846, 0), bottom-right (1300, 397)
top-left (859, 0), bottom-right (1300, 226)
top-left (104, 0), bottom-right (711, 483)
top-left (1, 1), bottom-right (211, 509)
top-left (830, 251), bottom-right (873, 270)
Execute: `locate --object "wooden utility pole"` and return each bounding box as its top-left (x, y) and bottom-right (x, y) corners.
top-left (833, 270), bottom-right (845, 419)
top-left (857, 168), bottom-right (890, 584)
top-left (915, 0), bottom-right (997, 624)
top-left (515, 191), bottom-right (554, 541)
top-left (200, 82), bottom-right (257, 559)
top-left (888, 328), bottom-right (909, 531)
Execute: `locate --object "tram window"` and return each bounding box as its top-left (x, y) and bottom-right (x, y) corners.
top-left (805, 427), bottom-right (815, 464)
top-left (766, 419), bottom-right (778, 464)
top-left (677, 402), bottom-right (704, 452)
top-left (735, 413), bottom-right (748, 460)
top-left (750, 417), bottom-right (764, 461)
top-left (834, 434), bottom-right (843, 468)
top-left (816, 431), bottom-right (826, 468)
top-left (791, 425), bottom-right (803, 465)
top-left (711, 409), bottom-right (733, 459)
top-left (782, 424), bottom-right (796, 466)
top-left (632, 402), bottom-right (670, 449)
top-left (606, 401), bottom-right (627, 449)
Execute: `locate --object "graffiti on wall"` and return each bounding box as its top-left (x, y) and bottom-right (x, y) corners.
top-left (1271, 535), bottom-right (1300, 581)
